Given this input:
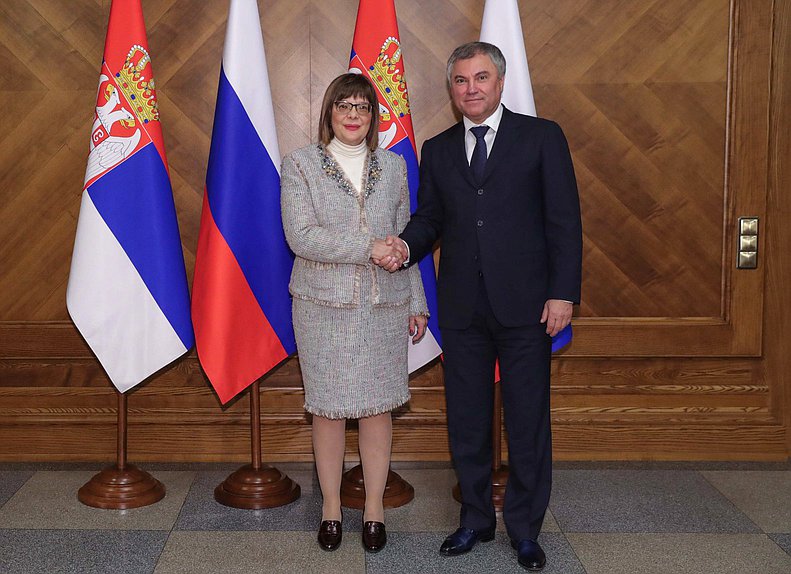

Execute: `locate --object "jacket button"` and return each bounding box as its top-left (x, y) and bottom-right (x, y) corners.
top-left (477, 220), bottom-right (484, 227)
top-left (477, 188), bottom-right (484, 195)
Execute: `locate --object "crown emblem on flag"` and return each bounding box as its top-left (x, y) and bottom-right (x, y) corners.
top-left (116, 45), bottom-right (160, 124)
top-left (369, 37), bottom-right (410, 118)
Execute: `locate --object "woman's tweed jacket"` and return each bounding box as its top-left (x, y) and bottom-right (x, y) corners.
top-left (281, 144), bottom-right (428, 316)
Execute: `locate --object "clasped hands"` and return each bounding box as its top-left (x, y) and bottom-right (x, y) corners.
top-left (371, 235), bottom-right (408, 273)
top-left (370, 236), bottom-right (426, 343)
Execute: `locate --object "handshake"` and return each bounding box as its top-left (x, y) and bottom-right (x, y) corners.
top-left (371, 235), bottom-right (409, 273)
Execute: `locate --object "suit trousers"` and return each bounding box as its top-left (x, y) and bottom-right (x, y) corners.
top-left (442, 277), bottom-right (552, 541)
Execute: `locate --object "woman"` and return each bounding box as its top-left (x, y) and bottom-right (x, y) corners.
top-left (280, 73), bottom-right (428, 553)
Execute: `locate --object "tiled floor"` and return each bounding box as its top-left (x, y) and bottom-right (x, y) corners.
top-left (1, 461), bottom-right (790, 573)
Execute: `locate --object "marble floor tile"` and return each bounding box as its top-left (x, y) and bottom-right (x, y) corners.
top-left (769, 533), bottom-right (791, 556)
top-left (384, 468), bottom-right (458, 532)
top-left (567, 533), bottom-right (791, 574)
top-left (0, 471), bottom-right (33, 507)
top-left (554, 461), bottom-right (791, 471)
top-left (154, 530), bottom-right (365, 574)
top-left (703, 470), bottom-right (791, 532)
top-left (0, 471), bottom-right (194, 530)
top-left (543, 508), bottom-right (560, 532)
top-left (365, 532), bottom-right (583, 574)
top-left (4, 463), bottom-right (787, 573)
top-left (0, 529), bottom-right (167, 574)
top-left (551, 469), bottom-right (757, 533)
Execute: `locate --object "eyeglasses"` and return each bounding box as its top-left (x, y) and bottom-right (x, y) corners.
top-left (333, 101), bottom-right (372, 115)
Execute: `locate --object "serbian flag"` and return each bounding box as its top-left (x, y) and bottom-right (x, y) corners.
top-left (481, 0), bottom-right (572, 353)
top-left (350, 0), bottom-right (443, 372)
top-left (66, 0), bottom-right (194, 393)
top-left (191, 0), bottom-right (295, 404)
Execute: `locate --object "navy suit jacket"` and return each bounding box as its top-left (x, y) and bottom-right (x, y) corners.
top-left (400, 107), bottom-right (582, 330)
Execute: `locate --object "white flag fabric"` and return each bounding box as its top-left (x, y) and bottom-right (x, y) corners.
top-left (480, 0), bottom-right (536, 116)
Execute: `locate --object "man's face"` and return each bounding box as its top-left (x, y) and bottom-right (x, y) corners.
top-left (449, 53), bottom-right (504, 124)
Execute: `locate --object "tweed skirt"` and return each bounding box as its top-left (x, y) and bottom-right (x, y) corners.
top-left (293, 288), bottom-right (411, 420)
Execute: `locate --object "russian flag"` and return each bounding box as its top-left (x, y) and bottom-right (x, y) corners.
top-left (191, 0), bottom-right (295, 404)
top-left (66, 0), bottom-right (194, 393)
top-left (480, 0), bottom-right (572, 353)
top-left (349, 0), bottom-right (443, 372)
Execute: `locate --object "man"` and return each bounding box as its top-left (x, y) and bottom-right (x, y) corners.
top-left (379, 42), bottom-right (582, 571)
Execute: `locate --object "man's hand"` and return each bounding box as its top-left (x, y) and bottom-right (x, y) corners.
top-left (540, 299), bottom-right (573, 337)
top-left (409, 315), bottom-right (427, 343)
top-left (371, 236), bottom-right (408, 272)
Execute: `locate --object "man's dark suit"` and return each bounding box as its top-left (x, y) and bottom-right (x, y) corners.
top-left (400, 106), bottom-right (582, 541)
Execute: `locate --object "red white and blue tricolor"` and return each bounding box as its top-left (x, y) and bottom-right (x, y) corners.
top-left (66, 0), bottom-right (194, 393)
top-left (350, 0), bottom-right (443, 372)
top-left (191, 0), bottom-right (295, 404)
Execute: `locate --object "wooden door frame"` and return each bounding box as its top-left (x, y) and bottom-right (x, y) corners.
top-left (766, 0), bottom-right (791, 453)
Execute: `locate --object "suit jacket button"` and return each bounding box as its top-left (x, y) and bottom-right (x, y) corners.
top-left (477, 188), bottom-right (484, 195)
top-left (477, 220), bottom-right (484, 227)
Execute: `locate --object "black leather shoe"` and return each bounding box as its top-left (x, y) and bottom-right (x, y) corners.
top-left (362, 521), bottom-right (387, 553)
top-left (317, 520), bottom-right (342, 551)
top-left (439, 526), bottom-right (496, 556)
top-left (511, 538), bottom-right (546, 571)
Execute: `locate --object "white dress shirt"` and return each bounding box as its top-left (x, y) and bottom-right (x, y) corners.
top-left (463, 103), bottom-right (504, 163)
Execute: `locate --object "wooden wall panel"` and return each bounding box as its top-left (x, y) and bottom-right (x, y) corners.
top-left (0, 0), bottom-right (789, 462)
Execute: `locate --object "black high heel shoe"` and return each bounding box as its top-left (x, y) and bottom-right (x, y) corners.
top-left (318, 519), bottom-right (342, 551)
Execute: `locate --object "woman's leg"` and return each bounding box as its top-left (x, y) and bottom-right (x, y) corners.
top-left (313, 415), bottom-right (346, 521)
top-left (358, 412), bottom-right (393, 522)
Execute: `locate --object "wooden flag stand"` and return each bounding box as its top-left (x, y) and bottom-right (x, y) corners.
top-left (78, 389), bottom-right (165, 509)
top-left (215, 380), bottom-right (300, 509)
top-left (452, 383), bottom-right (508, 512)
top-left (340, 464), bottom-right (414, 509)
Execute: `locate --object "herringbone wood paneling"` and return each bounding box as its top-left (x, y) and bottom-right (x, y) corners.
top-left (0, 0), bottom-right (734, 320)
top-left (0, 0), bottom-right (788, 462)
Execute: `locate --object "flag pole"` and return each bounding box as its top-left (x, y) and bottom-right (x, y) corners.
top-left (214, 379), bottom-right (301, 508)
top-left (78, 388), bottom-right (165, 509)
top-left (489, 384), bottom-right (509, 509)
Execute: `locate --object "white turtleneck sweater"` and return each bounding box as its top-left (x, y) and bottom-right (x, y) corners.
top-left (327, 138), bottom-right (367, 194)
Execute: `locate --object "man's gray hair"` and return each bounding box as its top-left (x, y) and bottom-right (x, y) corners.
top-left (446, 42), bottom-right (506, 84)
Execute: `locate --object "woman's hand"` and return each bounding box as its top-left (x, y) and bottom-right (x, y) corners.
top-left (409, 315), bottom-right (427, 343)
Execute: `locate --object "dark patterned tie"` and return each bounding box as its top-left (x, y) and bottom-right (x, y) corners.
top-left (470, 125), bottom-right (489, 182)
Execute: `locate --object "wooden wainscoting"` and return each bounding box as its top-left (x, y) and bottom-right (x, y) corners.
top-left (0, 0), bottom-right (789, 462)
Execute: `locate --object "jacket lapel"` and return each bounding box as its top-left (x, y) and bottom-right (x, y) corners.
top-left (481, 106), bottom-right (518, 183)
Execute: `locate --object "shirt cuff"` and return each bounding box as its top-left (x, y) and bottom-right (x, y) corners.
top-left (401, 238), bottom-right (410, 266)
